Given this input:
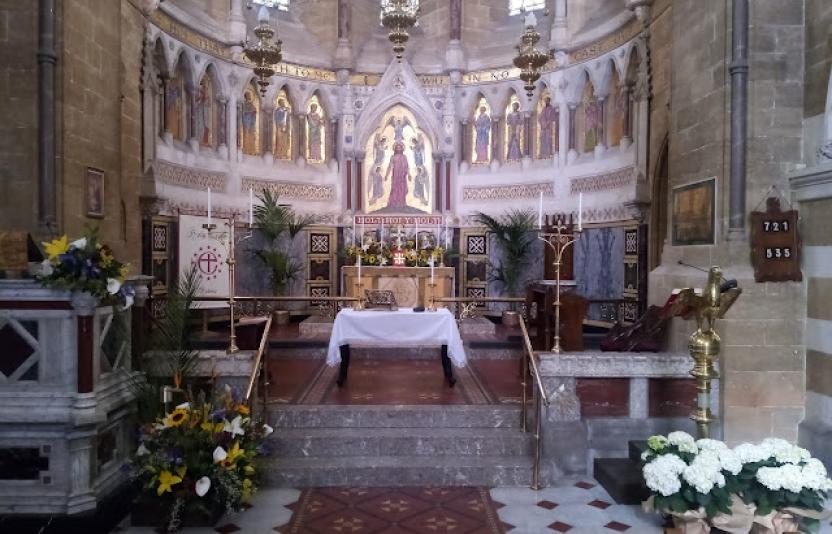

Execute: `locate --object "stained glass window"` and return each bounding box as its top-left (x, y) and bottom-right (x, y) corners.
top-left (252, 0), bottom-right (289, 11)
top-left (509, 0), bottom-right (545, 16)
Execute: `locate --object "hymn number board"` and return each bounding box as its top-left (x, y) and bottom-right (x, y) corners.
top-left (750, 198), bottom-right (802, 283)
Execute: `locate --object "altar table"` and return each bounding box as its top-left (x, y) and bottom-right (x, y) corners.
top-left (342, 266), bottom-right (455, 308)
top-left (326, 307), bottom-right (467, 386)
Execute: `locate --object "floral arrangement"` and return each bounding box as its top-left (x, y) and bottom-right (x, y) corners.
top-left (343, 240), bottom-right (444, 267)
top-left (642, 431), bottom-right (832, 533)
top-left (130, 387), bottom-right (273, 532)
top-left (39, 232), bottom-right (134, 308)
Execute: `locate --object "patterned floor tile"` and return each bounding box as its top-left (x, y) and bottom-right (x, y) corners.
top-left (574, 481), bottom-right (596, 490)
top-left (354, 490), bottom-right (433, 522)
top-left (588, 499), bottom-right (612, 510)
top-left (536, 500), bottom-right (559, 510)
top-left (548, 520), bottom-right (574, 532)
top-left (604, 520), bottom-right (631, 531)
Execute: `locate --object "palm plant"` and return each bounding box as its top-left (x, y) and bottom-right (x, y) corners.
top-left (150, 265), bottom-right (202, 387)
top-left (473, 209), bottom-right (537, 297)
top-left (253, 189), bottom-right (314, 295)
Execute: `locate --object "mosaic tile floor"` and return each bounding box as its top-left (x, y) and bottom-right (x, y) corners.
top-left (115, 479), bottom-right (675, 533)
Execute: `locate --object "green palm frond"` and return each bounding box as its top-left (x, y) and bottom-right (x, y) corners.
top-left (252, 188), bottom-right (310, 296)
top-left (473, 209), bottom-right (536, 296)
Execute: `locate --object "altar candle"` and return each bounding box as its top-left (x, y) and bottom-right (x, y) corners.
top-left (537, 191), bottom-right (543, 229)
top-left (248, 187), bottom-right (253, 225)
top-left (430, 257), bottom-right (435, 284)
top-left (437, 221), bottom-right (441, 247)
top-left (445, 218), bottom-right (449, 248)
top-left (207, 187), bottom-right (212, 225)
top-left (578, 193), bottom-right (583, 231)
top-left (415, 218), bottom-right (419, 251)
top-left (358, 253), bottom-right (362, 282)
top-left (361, 221), bottom-right (365, 246)
top-left (353, 217), bottom-right (356, 245)
top-left (380, 219), bottom-right (384, 243)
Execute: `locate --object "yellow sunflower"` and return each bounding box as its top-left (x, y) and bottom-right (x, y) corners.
top-left (163, 408), bottom-right (189, 428)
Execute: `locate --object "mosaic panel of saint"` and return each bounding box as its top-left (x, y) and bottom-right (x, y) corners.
top-left (166, 61), bottom-right (187, 141)
top-left (471, 96), bottom-right (492, 164)
top-left (577, 78), bottom-right (600, 153)
top-left (607, 67), bottom-right (626, 148)
top-left (195, 73), bottom-right (214, 147)
top-left (364, 105), bottom-right (433, 214)
top-left (504, 93), bottom-right (525, 162)
top-left (272, 89), bottom-right (293, 160)
top-left (537, 88), bottom-right (558, 159)
top-left (305, 95), bottom-right (326, 163)
top-left (240, 85), bottom-right (260, 155)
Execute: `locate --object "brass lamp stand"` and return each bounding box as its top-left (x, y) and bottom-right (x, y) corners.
top-left (203, 214), bottom-right (253, 353)
top-left (538, 221), bottom-right (581, 353)
top-left (675, 266), bottom-right (741, 438)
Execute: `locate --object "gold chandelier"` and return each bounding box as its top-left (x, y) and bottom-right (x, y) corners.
top-left (381, 0), bottom-right (420, 62)
top-left (243, 7), bottom-right (283, 95)
top-left (512, 12), bottom-right (550, 98)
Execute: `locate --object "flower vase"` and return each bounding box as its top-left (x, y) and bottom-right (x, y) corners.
top-left (70, 290), bottom-right (99, 316)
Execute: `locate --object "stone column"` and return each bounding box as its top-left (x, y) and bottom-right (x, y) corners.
top-left (345, 152), bottom-right (353, 211)
top-left (446, 0), bottom-right (465, 74)
top-left (141, 66), bottom-right (157, 172)
top-left (557, 102), bottom-right (568, 167)
top-left (335, 0), bottom-right (353, 68)
top-left (460, 120), bottom-right (469, 165)
top-left (236, 101), bottom-right (243, 160)
top-left (524, 112), bottom-right (533, 157)
top-left (620, 84), bottom-right (632, 150)
top-left (187, 83), bottom-right (199, 151)
top-left (229, 0), bottom-right (246, 60)
top-left (296, 113), bottom-right (306, 162)
top-left (567, 104), bottom-right (578, 164)
top-left (38, 0), bottom-right (57, 234)
top-left (445, 157), bottom-right (452, 211)
top-left (491, 115), bottom-right (502, 168)
top-left (161, 77), bottom-right (173, 140)
top-left (434, 155), bottom-right (443, 213)
top-left (550, 0), bottom-right (568, 50)
top-left (329, 118), bottom-right (339, 165)
top-left (728, 0), bottom-right (749, 240)
top-left (217, 97), bottom-right (229, 158)
top-left (262, 105), bottom-right (273, 163)
top-left (71, 292), bottom-right (98, 394)
top-left (355, 152), bottom-right (365, 212)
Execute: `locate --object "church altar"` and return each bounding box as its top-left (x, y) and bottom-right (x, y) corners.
top-left (342, 266), bottom-right (455, 308)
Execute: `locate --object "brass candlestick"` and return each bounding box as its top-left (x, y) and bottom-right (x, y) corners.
top-left (427, 281), bottom-right (438, 311)
top-left (203, 214), bottom-right (253, 353)
top-left (538, 221), bottom-right (581, 353)
top-left (353, 280), bottom-right (365, 311)
top-left (674, 266), bottom-right (741, 438)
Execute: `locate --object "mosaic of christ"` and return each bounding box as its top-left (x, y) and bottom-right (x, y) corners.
top-left (364, 106), bottom-right (433, 214)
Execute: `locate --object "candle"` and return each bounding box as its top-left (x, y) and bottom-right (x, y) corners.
top-left (430, 257), bottom-right (435, 284)
top-left (207, 187), bottom-right (212, 224)
top-left (248, 187), bottom-right (253, 225)
top-left (436, 221), bottom-right (441, 248)
top-left (380, 219), bottom-right (384, 243)
top-left (445, 218), bottom-right (449, 248)
top-left (537, 191), bottom-right (543, 229)
top-left (361, 221), bottom-right (365, 246)
top-left (358, 253), bottom-right (362, 282)
top-left (415, 218), bottom-right (419, 251)
top-left (578, 193), bottom-right (583, 231)
top-left (353, 217), bottom-right (357, 245)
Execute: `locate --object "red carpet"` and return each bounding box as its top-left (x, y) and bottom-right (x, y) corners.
top-left (277, 487), bottom-right (509, 533)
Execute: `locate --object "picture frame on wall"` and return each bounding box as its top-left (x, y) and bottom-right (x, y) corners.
top-left (672, 177), bottom-right (715, 246)
top-left (86, 167), bottom-right (104, 218)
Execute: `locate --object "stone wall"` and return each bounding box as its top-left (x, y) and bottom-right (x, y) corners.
top-left (0, 2), bottom-right (38, 232)
top-left (58, 0), bottom-right (145, 266)
top-left (649, 0), bottom-right (808, 445)
top-left (804, 0), bottom-right (832, 118)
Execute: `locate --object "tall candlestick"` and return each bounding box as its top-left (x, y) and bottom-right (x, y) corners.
top-left (537, 191), bottom-right (543, 229)
top-left (207, 187), bottom-right (212, 224)
top-left (578, 193), bottom-right (583, 231)
top-left (248, 187), bottom-right (254, 226)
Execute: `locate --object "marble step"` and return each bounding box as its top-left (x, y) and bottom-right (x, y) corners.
top-left (262, 454), bottom-right (535, 487)
top-left (269, 427), bottom-right (533, 458)
top-left (268, 404), bottom-right (523, 430)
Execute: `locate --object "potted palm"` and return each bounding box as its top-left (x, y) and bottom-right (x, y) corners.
top-left (252, 190), bottom-right (313, 325)
top-left (473, 209), bottom-right (536, 326)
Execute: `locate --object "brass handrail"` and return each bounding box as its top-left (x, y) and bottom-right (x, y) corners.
top-left (244, 314), bottom-right (273, 421)
top-left (518, 314), bottom-right (550, 490)
top-left (190, 296), bottom-right (360, 302)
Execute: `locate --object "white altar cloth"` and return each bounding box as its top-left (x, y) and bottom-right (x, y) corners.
top-left (326, 308), bottom-right (467, 368)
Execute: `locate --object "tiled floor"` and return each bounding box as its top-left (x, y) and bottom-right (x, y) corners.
top-left (115, 479), bottom-right (672, 533)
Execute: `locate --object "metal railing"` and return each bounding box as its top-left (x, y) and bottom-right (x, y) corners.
top-left (244, 313), bottom-right (273, 422)
top-left (518, 314), bottom-right (550, 490)
top-left (433, 296), bottom-right (526, 320)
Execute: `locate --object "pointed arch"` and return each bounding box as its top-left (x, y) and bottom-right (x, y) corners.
top-left (305, 92), bottom-right (326, 163)
top-left (471, 94), bottom-right (493, 164)
top-left (166, 51), bottom-right (192, 141)
top-left (504, 91), bottom-right (524, 162)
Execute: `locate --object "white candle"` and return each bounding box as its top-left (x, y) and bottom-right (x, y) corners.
top-left (380, 219), bottom-right (384, 243)
top-left (537, 191), bottom-right (543, 229)
top-left (415, 218), bottom-right (419, 251)
top-left (361, 221), bottom-right (365, 246)
top-left (578, 193), bottom-right (583, 231)
top-left (358, 253), bottom-right (362, 282)
top-left (445, 218), bottom-right (449, 248)
top-left (248, 187), bottom-right (253, 225)
top-left (207, 187), bottom-right (212, 224)
top-left (436, 221), bottom-right (441, 248)
top-left (353, 217), bottom-right (357, 245)
top-left (430, 257), bottom-right (435, 284)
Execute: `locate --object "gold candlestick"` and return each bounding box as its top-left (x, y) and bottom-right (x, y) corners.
top-left (538, 220), bottom-right (581, 353)
top-left (353, 280), bottom-right (365, 311)
top-left (427, 281), bottom-right (438, 311)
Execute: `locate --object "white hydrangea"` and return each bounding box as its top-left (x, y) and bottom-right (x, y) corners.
top-left (757, 464), bottom-right (806, 493)
top-left (717, 448), bottom-right (743, 476)
top-left (801, 458), bottom-right (832, 492)
top-left (643, 454), bottom-right (687, 497)
top-left (759, 438), bottom-right (809, 465)
top-left (641, 450), bottom-right (652, 461)
top-left (668, 431), bottom-right (699, 454)
top-left (734, 443), bottom-right (770, 464)
top-left (682, 450), bottom-right (726, 494)
top-left (695, 438), bottom-right (728, 451)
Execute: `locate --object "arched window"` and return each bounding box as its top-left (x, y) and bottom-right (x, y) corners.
top-left (509, 0), bottom-right (545, 16)
top-left (252, 0), bottom-right (289, 11)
